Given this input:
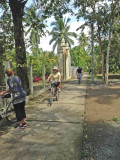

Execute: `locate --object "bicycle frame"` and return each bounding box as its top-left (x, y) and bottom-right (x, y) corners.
top-left (49, 81), bottom-right (59, 105)
top-left (77, 73), bottom-right (81, 84)
top-left (50, 83), bottom-right (57, 97)
top-left (0, 97), bottom-right (13, 119)
top-left (78, 77), bottom-right (80, 83)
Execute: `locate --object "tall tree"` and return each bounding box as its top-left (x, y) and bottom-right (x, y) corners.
top-left (9, 0), bottom-right (29, 93)
top-left (105, 0), bottom-right (119, 84)
top-left (73, 0), bottom-right (118, 84)
top-left (49, 18), bottom-right (77, 51)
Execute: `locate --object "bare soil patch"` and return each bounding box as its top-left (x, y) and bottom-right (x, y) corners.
top-left (82, 83), bottom-right (120, 160)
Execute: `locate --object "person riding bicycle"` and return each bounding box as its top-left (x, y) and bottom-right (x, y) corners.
top-left (76, 67), bottom-right (83, 81)
top-left (48, 66), bottom-right (61, 92)
top-left (0, 68), bottom-right (27, 129)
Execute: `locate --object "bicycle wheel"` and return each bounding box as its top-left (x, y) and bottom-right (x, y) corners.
top-left (56, 90), bottom-right (59, 101)
top-left (78, 78), bottom-right (80, 84)
top-left (6, 101), bottom-right (17, 123)
top-left (49, 90), bottom-right (53, 106)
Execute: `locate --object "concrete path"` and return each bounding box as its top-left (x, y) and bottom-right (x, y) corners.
top-left (0, 74), bottom-right (88, 160)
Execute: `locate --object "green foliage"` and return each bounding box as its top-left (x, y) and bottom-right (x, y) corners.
top-left (0, 8), bottom-right (14, 58)
top-left (0, 3), bottom-right (15, 86)
top-left (6, 49), bottom-right (17, 73)
top-left (24, 5), bottom-right (48, 58)
top-left (49, 17), bottom-right (77, 51)
top-left (109, 22), bottom-right (120, 73)
top-left (73, 0), bottom-right (120, 83)
top-left (112, 117), bottom-right (118, 122)
top-left (70, 45), bottom-right (91, 71)
top-left (34, 0), bottom-right (71, 19)
top-left (78, 32), bottom-right (89, 48)
top-left (0, 40), bottom-right (5, 87)
top-left (27, 51), bottom-right (58, 77)
top-left (94, 32), bottom-right (120, 74)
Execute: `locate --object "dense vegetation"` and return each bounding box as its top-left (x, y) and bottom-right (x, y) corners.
top-left (0, 0), bottom-right (120, 91)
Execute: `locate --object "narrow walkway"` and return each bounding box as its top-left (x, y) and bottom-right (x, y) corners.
top-left (0, 73), bottom-right (88, 160)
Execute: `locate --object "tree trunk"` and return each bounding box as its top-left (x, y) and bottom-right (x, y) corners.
top-left (105, 27), bottom-right (112, 85)
top-left (9, 0), bottom-right (29, 94)
top-left (91, 23), bottom-right (94, 83)
top-left (105, 0), bottom-right (113, 85)
top-left (97, 24), bottom-right (105, 84)
top-left (42, 64), bottom-right (45, 89)
top-left (36, 35), bottom-right (39, 59)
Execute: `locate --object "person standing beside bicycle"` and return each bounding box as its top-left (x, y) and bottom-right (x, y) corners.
top-left (0, 68), bottom-right (27, 129)
top-left (76, 67), bottom-right (83, 81)
top-left (48, 66), bottom-right (61, 92)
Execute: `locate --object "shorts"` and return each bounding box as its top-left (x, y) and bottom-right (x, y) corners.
top-left (51, 81), bottom-right (60, 88)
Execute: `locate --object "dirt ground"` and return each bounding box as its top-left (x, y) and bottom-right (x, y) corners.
top-left (82, 83), bottom-right (120, 160)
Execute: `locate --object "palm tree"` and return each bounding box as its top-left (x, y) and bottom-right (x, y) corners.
top-left (49, 18), bottom-right (77, 51)
top-left (25, 6), bottom-right (47, 58)
top-left (78, 32), bottom-right (89, 48)
top-left (77, 32), bottom-right (91, 54)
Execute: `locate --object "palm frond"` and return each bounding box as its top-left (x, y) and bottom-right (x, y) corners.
top-left (49, 17), bottom-right (77, 50)
top-left (49, 37), bottom-right (58, 45)
top-left (52, 41), bottom-right (58, 51)
top-left (67, 32), bottom-right (77, 38)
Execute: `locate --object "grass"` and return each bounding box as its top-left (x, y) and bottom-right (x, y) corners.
top-left (112, 117), bottom-right (119, 122)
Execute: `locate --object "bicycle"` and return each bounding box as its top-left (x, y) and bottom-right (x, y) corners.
top-left (0, 94), bottom-right (16, 123)
top-left (77, 74), bottom-right (81, 84)
top-left (49, 81), bottom-right (60, 106)
top-left (78, 77), bottom-right (81, 84)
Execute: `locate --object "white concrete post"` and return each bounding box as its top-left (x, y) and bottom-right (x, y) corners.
top-left (61, 38), bottom-right (66, 80)
top-left (59, 39), bottom-right (72, 81)
top-left (65, 43), bottom-right (71, 80)
top-left (42, 64), bottom-right (45, 89)
top-left (5, 60), bottom-right (10, 90)
top-left (29, 63), bottom-right (33, 95)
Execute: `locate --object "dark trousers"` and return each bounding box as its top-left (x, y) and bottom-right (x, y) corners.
top-left (14, 101), bottom-right (26, 122)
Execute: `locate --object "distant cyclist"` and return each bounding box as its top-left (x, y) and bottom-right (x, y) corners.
top-left (76, 67), bottom-right (83, 81)
top-left (48, 66), bottom-right (61, 92)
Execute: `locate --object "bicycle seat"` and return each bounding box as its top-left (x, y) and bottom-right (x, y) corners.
top-left (2, 94), bottom-right (11, 98)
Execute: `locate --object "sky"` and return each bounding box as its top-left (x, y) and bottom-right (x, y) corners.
top-left (25, 0), bottom-right (88, 53)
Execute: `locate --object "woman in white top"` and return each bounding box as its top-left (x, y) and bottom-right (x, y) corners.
top-left (48, 66), bottom-right (61, 91)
